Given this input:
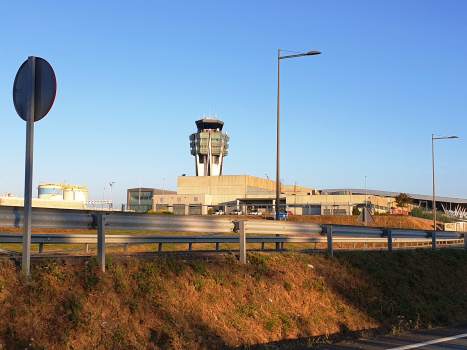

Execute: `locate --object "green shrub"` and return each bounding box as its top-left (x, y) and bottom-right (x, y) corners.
top-left (148, 209), bottom-right (174, 215)
top-left (439, 215), bottom-right (451, 223)
top-left (410, 207), bottom-right (423, 218)
top-left (352, 206), bottom-right (361, 216)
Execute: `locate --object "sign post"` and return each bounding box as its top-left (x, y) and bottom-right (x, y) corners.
top-left (13, 56), bottom-right (56, 276)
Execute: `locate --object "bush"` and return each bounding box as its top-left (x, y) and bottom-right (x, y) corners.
top-left (439, 215), bottom-right (451, 223)
top-left (410, 207), bottom-right (451, 223)
top-left (410, 207), bottom-right (424, 218)
top-left (148, 209), bottom-right (174, 215)
top-left (352, 206), bottom-right (361, 216)
top-left (373, 211), bottom-right (390, 216)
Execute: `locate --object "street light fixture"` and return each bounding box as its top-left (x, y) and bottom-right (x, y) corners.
top-left (432, 134), bottom-right (458, 230)
top-left (276, 49), bottom-right (321, 221)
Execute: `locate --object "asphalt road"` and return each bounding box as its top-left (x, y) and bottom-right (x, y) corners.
top-left (309, 324), bottom-right (467, 350)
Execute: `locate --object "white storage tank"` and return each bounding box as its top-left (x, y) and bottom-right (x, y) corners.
top-left (63, 186), bottom-right (89, 202)
top-left (38, 183), bottom-right (65, 200)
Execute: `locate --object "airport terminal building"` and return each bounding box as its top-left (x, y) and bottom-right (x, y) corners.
top-left (127, 175), bottom-right (398, 215)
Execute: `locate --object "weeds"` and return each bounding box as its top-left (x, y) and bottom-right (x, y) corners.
top-left (264, 318), bottom-right (276, 331)
top-left (62, 295), bottom-right (83, 325)
top-left (166, 258), bottom-right (186, 276)
top-left (232, 280), bottom-right (244, 287)
top-left (277, 312), bottom-right (293, 332)
top-left (114, 266), bottom-right (126, 294)
top-left (106, 255), bottom-right (113, 270)
top-left (191, 277), bottom-right (207, 292)
top-left (124, 300), bottom-right (138, 313)
top-left (283, 281), bottom-right (293, 292)
top-left (193, 262), bottom-right (207, 275)
top-left (236, 302), bottom-right (259, 318)
top-left (112, 328), bottom-right (129, 346)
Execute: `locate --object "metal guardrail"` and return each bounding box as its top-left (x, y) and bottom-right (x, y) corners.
top-left (0, 206), bottom-right (465, 273)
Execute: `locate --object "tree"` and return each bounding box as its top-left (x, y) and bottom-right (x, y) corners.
top-left (394, 193), bottom-right (414, 209)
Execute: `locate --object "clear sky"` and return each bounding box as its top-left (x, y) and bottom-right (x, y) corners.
top-left (1, 0), bottom-right (466, 207)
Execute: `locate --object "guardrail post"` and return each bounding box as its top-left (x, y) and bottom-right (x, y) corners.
top-left (261, 242), bottom-right (265, 251)
top-left (464, 233), bottom-right (467, 250)
top-left (238, 220), bottom-right (246, 263)
top-left (124, 243), bottom-right (129, 253)
top-left (158, 243), bottom-right (163, 252)
top-left (323, 225), bottom-right (333, 257)
top-left (384, 228), bottom-right (393, 252)
top-left (216, 242), bottom-right (219, 251)
top-left (188, 243), bottom-right (192, 251)
top-left (431, 231), bottom-right (437, 250)
top-left (97, 213), bottom-right (106, 273)
top-left (84, 243), bottom-right (89, 254)
top-left (39, 243), bottom-right (44, 254)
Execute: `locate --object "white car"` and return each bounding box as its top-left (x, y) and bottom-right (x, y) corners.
top-left (211, 210), bottom-right (224, 215)
top-left (230, 209), bottom-right (243, 215)
top-left (249, 209), bottom-right (262, 215)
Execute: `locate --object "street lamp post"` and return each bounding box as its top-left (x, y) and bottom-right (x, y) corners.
top-left (276, 49), bottom-right (321, 222)
top-left (432, 134), bottom-right (458, 230)
top-left (109, 182), bottom-right (114, 210)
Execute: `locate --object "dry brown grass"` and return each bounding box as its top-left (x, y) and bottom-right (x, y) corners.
top-left (1, 249), bottom-right (467, 349)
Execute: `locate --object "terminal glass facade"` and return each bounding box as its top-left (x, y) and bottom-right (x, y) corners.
top-left (129, 191), bottom-right (153, 212)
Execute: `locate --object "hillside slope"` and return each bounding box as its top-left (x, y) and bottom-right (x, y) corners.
top-left (1, 249), bottom-right (467, 349)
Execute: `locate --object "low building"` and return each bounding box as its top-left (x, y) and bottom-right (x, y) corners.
top-left (127, 175), bottom-right (398, 215)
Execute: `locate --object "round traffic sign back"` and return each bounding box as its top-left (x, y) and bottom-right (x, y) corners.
top-left (13, 57), bottom-right (57, 122)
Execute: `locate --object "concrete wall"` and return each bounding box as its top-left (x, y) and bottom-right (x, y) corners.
top-left (153, 194), bottom-right (212, 215)
top-left (0, 197), bottom-right (86, 209)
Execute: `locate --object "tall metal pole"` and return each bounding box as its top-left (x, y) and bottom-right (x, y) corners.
top-left (276, 49), bottom-right (281, 222)
top-left (102, 188), bottom-right (105, 210)
top-left (139, 178), bottom-right (141, 210)
top-left (432, 134), bottom-right (436, 231)
top-left (22, 56), bottom-right (36, 277)
top-left (109, 182), bottom-right (114, 210)
top-left (364, 175), bottom-right (367, 226)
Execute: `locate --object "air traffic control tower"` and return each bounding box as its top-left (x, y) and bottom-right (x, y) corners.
top-left (189, 116), bottom-right (229, 176)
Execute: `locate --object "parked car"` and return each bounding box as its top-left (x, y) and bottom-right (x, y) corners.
top-left (230, 209), bottom-right (243, 215)
top-left (211, 210), bottom-right (224, 215)
top-left (249, 209), bottom-right (262, 215)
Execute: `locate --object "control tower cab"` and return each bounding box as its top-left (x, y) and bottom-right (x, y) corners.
top-left (189, 116), bottom-right (229, 176)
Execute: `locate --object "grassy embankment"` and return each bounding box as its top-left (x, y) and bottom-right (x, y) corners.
top-left (1, 249), bottom-right (467, 349)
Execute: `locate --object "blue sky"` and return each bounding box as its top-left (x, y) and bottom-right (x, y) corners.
top-left (1, 0), bottom-right (466, 206)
